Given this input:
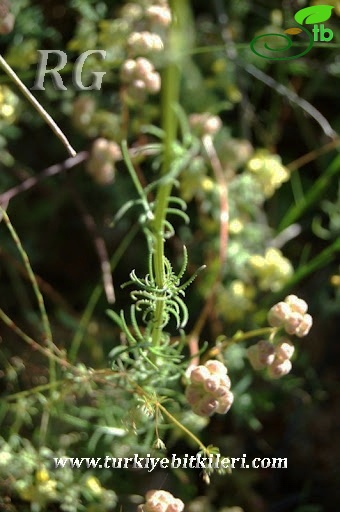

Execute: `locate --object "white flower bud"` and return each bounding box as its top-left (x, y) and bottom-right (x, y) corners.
top-left (148, 33), bottom-right (164, 52)
top-left (92, 137), bottom-right (109, 157)
top-left (120, 59), bottom-right (137, 82)
top-left (203, 375), bottom-right (220, 393)
top-left (91, 138), bottom-right (120, 162)
top-left (284, 311), bottom-right (303, 335)
top-left (106, 141), bottom-right (122, 161)
top-left (189, 113), bottom-right (222, 137)
top-left (203, 115), bottom-right (222, 135)
top-left (268, 301), bottom-right (291, 327)
top-left (186, 360), bottom-right (233, 416)
top-left (246, 340), bottom-right (275, 370)
top-left (285, 295), bottom-right (308, 315)
top-left (128, 31), bottom-right (164, 55)
top-left (295, 313), bottom-right (313, 337)
top-left (190, 365), bottom-right (210, 383)
top-left (94, 162), bottom-right (115, 185)
top-left (120, 3), bottom-right (143, 22)
top-left (216, 389), bottom-right (234, 414)
top-left (146, 5), bottom-right (172, 27)
top-left (72, 96), bottom-right (95, 128)
top-left (144, 72), bottom-right (161, 93)
top-left (257, 339), bottom-right (276, 365)
top-left (267, 358), bottom-right (292, 379)
top-left (168, 501), bottom-right (185, 512)
top-left (205, 359), bottom-right (228, 376)
top-left (275, 339), bottom-right (295, 361)
top-left (185, 385), bottom-right (202, 405)
top-left (140, 490), bottom-right (184, 512)
top-left (194, 395), bottom-right (218, 417)
top-left (218, 374), bottom-right (231, 389)
top-left (133, 79), bottom-right (147, 92)
top-left (135, 57), bottom-right (155, 78)
top-left (0, 13), bottom-right (14, 35)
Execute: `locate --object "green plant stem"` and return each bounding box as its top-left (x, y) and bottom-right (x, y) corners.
top-left (205, 328), bottom-right (275, 359)
top-left (0, 208), bottom-right (56, 387)
top-left (3, 381), bottom-right (66, 402)
top-left (0, 307), bottom-right (69, 368)
top-left (0, 55), bottom-right (76, 157)
top-left (279, 153), bottom-right (340, 231)
top-left (156, 401), bottom-right (211, 456)
top-left (121, 141), bottom-right (152, 216)
top-left (150, 0), bottom-right (185, 347)
top-left (231, 327), bottom-right (275, 343)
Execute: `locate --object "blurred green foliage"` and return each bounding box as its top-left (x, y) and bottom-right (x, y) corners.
top-left (0, 0), bottom-right (339, 511)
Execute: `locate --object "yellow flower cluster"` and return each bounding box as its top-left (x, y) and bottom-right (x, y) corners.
top-left (217, 281), bottom-right (255, 322)
top-left (0, 85), bottom-right (19, 123)
top-left (85, 476), bottom-right (102, 495)
top-left (17, 468), bottom-right (57, 504)
top-left (247, 151), bottom-right (289, 197)
top-left (248, 248), bottom-right (293, 292)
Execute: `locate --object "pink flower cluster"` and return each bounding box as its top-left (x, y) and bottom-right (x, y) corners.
top-left (186, 360), bottom-right (234, 417)
top-left (189, 113), bottom-right (222, 137)
top-left (0, 0), bottom-right (14, 34)
top-left (246, 295), bottom-right (313, 379)
top-left (86, 138), bottom-right (121, 185)
top-left (121, 57), bottom-right (161, 101)
top-left (128, 31), bottom-right (164, 56)
top-left (267, 295), bottom-right (312, 337)
top-left (246, 338), bottom-right (295, 379)
top-left (137, 490), bottom-right (184, 512)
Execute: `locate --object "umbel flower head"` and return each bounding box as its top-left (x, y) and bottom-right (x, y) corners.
top-left (248, 248), bottom-right (293, 292)
top-left (189, 113), bottom-right (222, 137)
top-left (186, 360), bottom-right (234, 416)
top-left (247, 150), bottom-right (290, 197)
top-left (268, 295), bottom-right (313, 337)
top-left (146, 5), bottom-right (172, 27)
top-left (121, 57), bottom-right (161, 102)
top-left (0, 0), bottom-right (15, 34)
top-left (86, 138), bottom-right (121, 185)
top-left (246, 338), bottom-right (295, 379)
top-left (247, 295), bottom-right (312, 379)
top-left (137, 490), bottom-right (184, 512)
top-left (128, 31), bottom-right (164, 56)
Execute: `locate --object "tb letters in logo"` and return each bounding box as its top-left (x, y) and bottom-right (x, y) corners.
top-left (250, 5), bottom-right (335, 60)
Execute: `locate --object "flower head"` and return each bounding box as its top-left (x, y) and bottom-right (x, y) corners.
top-left (138, 490), bottom-right (184, 512)
top-left (186, 360), bottom-right (233, 417)
top-left (268, 295), bottom-right (313, 337)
